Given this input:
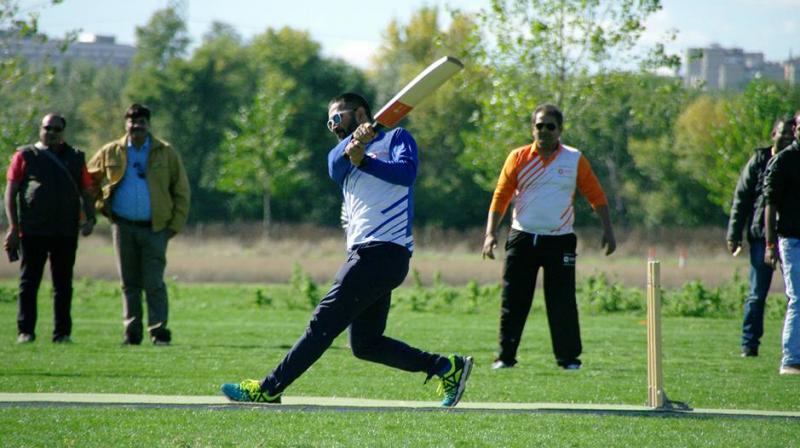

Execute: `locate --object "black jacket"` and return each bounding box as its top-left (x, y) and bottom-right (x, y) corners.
top-left (726, 146), bottom-right (772, 242)
top-left (17, 143), bottom-right (85, 237)
top-left (764, 141), bottom-right (800, 239)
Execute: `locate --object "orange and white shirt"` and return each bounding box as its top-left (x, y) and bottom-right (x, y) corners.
top-left (489, 142), bottom-right (607, 235)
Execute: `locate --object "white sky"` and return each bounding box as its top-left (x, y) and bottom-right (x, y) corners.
top-left (20, 0), bottom-right (800, 69)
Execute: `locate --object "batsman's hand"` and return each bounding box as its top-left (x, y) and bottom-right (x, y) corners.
top-left (352, 123), bottom-right (376, 144)
top-left (482, 234), bottom-right (497, 260)
top-left (345, 138), bottom-right (366, 167)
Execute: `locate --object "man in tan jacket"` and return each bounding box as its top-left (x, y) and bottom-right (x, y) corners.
top-left (88, 104), bottom-right (190, 345)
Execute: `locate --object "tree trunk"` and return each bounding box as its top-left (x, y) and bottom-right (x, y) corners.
top-left (603, 157), bottom-right (626, 220)
top-left (262, 182), bottom-right (272, 237)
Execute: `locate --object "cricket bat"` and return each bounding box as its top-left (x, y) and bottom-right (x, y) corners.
top-left (371, 56), bottom-right (464, 129)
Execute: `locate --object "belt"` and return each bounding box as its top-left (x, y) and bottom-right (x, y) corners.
top-left (112, 214), bottom-right (152, 228)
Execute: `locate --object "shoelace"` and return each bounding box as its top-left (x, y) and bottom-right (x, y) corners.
top-left (437, 372), bottom-right (458, 397)
top-left (240, 380), bottom-right (266, 401)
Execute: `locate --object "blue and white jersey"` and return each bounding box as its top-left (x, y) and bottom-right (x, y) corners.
top-left (328, 128), bottom-right (417, 252)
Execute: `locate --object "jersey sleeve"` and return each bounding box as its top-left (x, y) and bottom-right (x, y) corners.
top-left (488, 149), bottom-right (521, 215)
top-left (359, 129), bottom-right (418, 187)
top-left (576, 154), bottom-right (608, 209)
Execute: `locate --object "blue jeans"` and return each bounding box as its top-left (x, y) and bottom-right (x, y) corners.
top-left (780, 237), bottom-right (800, 367)
top-left (741, 239), bottom-right (774, 348)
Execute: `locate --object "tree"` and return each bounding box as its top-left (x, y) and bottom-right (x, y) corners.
top-left (246, 27), bottom-right (372, 225)
top-left (0, 0), bottom-right (63, 156)
top-left (674, 81), bottom-right (800, 211)
top-left (370, 7), bottom-right (486, 228)
top-left (125, 10), bottom-right (258, 222)
top-left (130, 5), bottom-right (189, 71)
top-left (460, 0), bottom-right (679, 225)
top-left (217, 74), bottom-right (307, 233)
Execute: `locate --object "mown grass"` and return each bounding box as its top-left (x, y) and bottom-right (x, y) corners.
top-left (0, 278), bottom-right (798, 447)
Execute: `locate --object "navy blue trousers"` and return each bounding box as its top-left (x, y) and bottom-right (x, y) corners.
top-left (262, 242), bottom-right (445, 395)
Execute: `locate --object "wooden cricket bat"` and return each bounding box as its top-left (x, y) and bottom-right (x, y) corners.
top-left (372, 56), bottom-right (464, 129)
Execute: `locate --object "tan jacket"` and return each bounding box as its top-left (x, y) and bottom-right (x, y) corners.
top-left (87, 135), bottom-right (191, 233)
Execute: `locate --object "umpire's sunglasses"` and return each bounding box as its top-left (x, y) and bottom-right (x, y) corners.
top-left (535, 122), bottom-right (558, 131)
top-left (327, 109), bottom-right (353, 131)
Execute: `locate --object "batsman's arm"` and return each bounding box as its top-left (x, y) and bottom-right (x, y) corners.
top-left (358, 129), bottom-right (418, 187)
top-left (328, 137), bottom-right (354, 186)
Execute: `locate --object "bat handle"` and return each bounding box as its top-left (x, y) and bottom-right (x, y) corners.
top-left (370, 121), bottom-right (386, 132)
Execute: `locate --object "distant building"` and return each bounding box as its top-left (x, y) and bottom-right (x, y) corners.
top-left (684, 44), bottom-right (791, 91)
top-left (2, 32), bottom-right (136, 68)
top-left (786, 58), bottom-right (800, 85)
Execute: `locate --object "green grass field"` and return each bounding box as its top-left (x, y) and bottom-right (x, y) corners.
top-left (1, 279), bottom-right (798, 447)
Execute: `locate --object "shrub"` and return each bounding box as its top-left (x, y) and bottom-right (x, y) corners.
top-left (290, 263), bottom-right (319, 310)
top-left (577, 273), bottom-right (643, 314)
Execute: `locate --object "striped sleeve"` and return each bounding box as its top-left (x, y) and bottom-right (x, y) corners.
top-left (488, 147), bottom-right (523, 215)
top-left (576, 155), bottom-right (607, 209)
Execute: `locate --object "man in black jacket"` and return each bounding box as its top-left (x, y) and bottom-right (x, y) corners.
top-left (764, 115), bottom-right (800, 375)
top-left (726, 116), bottom-right (795, 357)
top-left (4, 114), bottom-right (96, 343)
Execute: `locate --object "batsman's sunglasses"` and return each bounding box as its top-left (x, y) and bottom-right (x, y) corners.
top-left (42, 125), bottom-right (64, 132)
top-left (534, 122), bottom-right (558, 131)
top-left (327, 109), bottom-right (353, 131)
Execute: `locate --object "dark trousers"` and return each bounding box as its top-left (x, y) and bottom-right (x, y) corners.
top-left (262, 242), bottom-right (445, 395)
top-left (17, 234), bottom-right (78, 340)
top-left (497, 230), bottom-right (581, 367)
top-left (741, 239), bottom-right (775, 348)
top-left (112, 222), bottom-right (170, 343)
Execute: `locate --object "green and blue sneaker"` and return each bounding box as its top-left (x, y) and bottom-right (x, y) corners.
top-left (437, 355), bottom-right (473, 407)
top-left (221, 379), bottom-right (281, 404)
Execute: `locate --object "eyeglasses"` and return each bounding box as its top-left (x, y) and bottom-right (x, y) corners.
top-left (133, 162), bottom-right (146, 179)
top-left (327, 109), bottom-right (353, 131)
top-left (43, 126), bottom-right (64, 132)
top-left (534, 122), bottom-right (558, 131)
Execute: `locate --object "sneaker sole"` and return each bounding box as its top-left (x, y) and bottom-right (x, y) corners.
top-left (221, 384), bottom-right (282, 404)
top-left (448, 356), bottom-right (473, 408)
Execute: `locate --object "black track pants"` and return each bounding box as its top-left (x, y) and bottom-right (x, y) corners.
top-left (497, 230), bottom-right (581, 367)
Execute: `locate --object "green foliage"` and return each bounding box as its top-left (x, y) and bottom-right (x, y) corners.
top-left (661, 269), bottom-right (748, 318)
top-left (578, 273), bottom-right (643, 314)
top-left (370, 8), bottom-right (486, 229)
top-left (290, 263), bottom-right (320, 310)
top-left (3, 3), bottom-right (799, 232)
top-left (131, 7), bottom-right (189, 71)
top-left (254, 288), bottom-right (273, 307)
top-left (217, 73), bottom-right (306, 231)
top-left (674, 81), bottom-right (800, 211)
top-left (0, 283), bottom-right (15, 303)
top-left (0, 1), bottom-right (58, 160)
top-left (459, 0), bottom-right (686, 227)
top-left (394, 269), bottom-right (500, 313)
